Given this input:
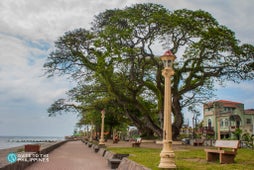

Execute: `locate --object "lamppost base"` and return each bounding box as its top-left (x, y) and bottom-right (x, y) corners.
top-left (158, 150), bottom-right (176, 169)
top-left (99, 139), bottom-right (105, 147)
top-left (98, 143), bottom-right (106, 148)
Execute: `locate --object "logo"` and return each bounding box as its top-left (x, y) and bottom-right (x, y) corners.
top-left (7, 152), bottom-right (17, 163)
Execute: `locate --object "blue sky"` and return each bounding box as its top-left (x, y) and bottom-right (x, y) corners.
top-left (0, 0), bottom-right (253, 137)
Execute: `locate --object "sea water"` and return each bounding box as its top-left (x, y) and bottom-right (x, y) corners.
top-left (0, 136), bottom-right (64, 149)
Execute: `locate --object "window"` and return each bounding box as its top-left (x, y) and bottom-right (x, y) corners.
top-left (220, 119), bottom-right (224, 127)
top-left (225, 119), bottom-right (229, 126)
top-left (205, 108), bottom-right (213, 112)
top-left (223, 107), bottom-right (235, 112)
top-left (208, 119), bottom-right (212, 127)
top-left (246, 118), bottom-right (251, 124)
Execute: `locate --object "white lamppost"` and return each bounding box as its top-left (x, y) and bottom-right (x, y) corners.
top-left (158, 50), bottom-right (176, 169)
top-left (99, 109), bottom-right (106, 147)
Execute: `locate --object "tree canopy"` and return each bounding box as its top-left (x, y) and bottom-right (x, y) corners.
top-left (44, 3), bottom-right (254, 139)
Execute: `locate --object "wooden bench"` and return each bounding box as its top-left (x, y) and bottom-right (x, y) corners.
top-left (193, 139), bottom-right (204, 146)
top-left (113, 138), bottom-right (119, 144)
top-left (132, 138), bottom-right (142, 147)
top-left (113, 135), bottom-right (119, 144)
top-left (204, 140), bottom-right (239, 164)
top-left (24, 144), bottom-right (40, 153)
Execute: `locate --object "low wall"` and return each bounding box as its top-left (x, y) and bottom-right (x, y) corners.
top-left (83, 141), bottom-right (152, 170)
top-left (0, 140), bottom-right (68, 170)
top-left (118, 157), bottom-right (151, 170)
top-left (102, 149), bottom-right (151, 170)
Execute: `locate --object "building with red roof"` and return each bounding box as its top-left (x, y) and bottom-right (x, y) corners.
top-left (202, 100), bottom-right (254, 139)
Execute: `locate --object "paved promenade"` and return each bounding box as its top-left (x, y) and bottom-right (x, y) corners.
top-left (25, 141), bottom-right (110, 170)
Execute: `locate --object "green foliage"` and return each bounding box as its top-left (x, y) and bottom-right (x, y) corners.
top-left (232, 128), bottom-right (243, 140)
top-left (241, 133), bottom-right (254, 149)
top-left (43, 3), bottom-right (254, 139)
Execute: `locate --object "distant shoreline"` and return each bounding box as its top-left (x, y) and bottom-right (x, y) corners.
top-left (0, 136), bottom-right (64, 150)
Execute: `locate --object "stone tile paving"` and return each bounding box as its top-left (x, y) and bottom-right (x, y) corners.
top-left (25, 141), bottom-right (110, 170)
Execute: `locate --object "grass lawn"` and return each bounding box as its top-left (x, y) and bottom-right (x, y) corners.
top-left (107, 147), bottom-right (254, 170)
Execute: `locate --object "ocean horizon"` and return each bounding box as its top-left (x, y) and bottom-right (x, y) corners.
top-left (0, 136), bottom-right (64, 149)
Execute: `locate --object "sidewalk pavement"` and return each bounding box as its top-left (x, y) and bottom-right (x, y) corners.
top-left (25, 140), bottom-right (110, 170)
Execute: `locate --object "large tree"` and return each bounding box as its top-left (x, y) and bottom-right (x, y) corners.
top-left (44, 3), bottom-right (254, 139)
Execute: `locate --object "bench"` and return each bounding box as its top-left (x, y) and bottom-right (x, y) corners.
top-left (132, 138), bottom-right (142, 147)
top-left (93, 145), bottom-right (99, 153)
top-left (108, 158), bottom-right (122, 169)
top-left (88, 142), bottom-right (93, 147)
top-left (104, 151), bottom-right (120, 169)
top-left (204, 140), bottom-right (239, 164)
top-left (113, 138), bottom-right (119, 144)
top-left (193, 139), bottom-right (204, 146)
top-left (113, 135), bottom-right (119, 144)
top-left (24, 144), bottom-right (40, 153)
top-left (107, 153), bottom-right (129, 169)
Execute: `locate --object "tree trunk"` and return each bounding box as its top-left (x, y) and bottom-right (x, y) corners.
top-left (108, 125), bottom-right (113, 139)
top-left (124, 108), bottom-right (162, 138)
top-left (172, 96), bottom-right (184, 140)
top-left (135, 99), bottom-right (163, 138)
top-left (124, 109), bottom-right (146, 133)
top-left (143, 115), bottom-right (162, 137)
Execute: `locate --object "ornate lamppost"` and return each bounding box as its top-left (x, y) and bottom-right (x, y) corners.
top-left (99, 109), bottom-right (106, 147)
top-left (158, 50), bottom-right (176, 169)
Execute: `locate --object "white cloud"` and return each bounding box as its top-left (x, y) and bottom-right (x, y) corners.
top-left (0, 33), bottom-right (70, 106)
top-left (153, 0), bottom-right (254, 44)
top-left (0, 0), bottom-right (132, 43)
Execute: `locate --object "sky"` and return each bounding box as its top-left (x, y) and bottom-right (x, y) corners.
top-left (0, 0), bottom-right (253, 137)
